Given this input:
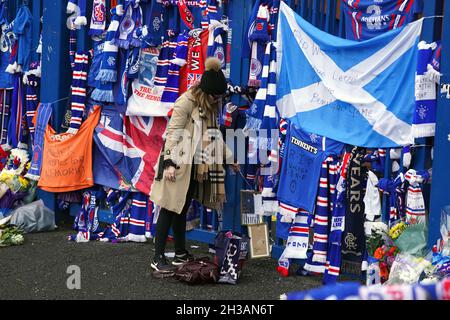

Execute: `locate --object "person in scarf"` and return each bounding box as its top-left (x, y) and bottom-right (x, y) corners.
top-left (150, 57), bottom-right (238, 272)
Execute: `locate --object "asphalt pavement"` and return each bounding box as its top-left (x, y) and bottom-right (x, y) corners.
top-left (0, 224), bottom-right (324, 300)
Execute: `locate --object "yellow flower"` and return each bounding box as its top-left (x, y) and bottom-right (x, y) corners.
top-left (389, 222), bottom-right (406, 240)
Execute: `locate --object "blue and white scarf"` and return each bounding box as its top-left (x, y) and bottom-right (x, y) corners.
top-left (95, 8), bottom-right (121, 83)
top-left (247, 4), bottom-right (270, 87)
top-left (25, 103), bottom-right (52, 181)
top-left (69, 51), bottom-right (89, 132)
top-left (323, 174), bottom-right (347, 285)
top-left (245, 41), bottom-right (278, 168)
top-left (160, 33), bottom-right (189, 110)
top-left (7, 75), bottom-right (24, 149)
top-left (88, 0), bottom-right (107, 36)
top-left (412, 41), bottom-right (440, 138)
top-left (112, 0), bottom-right (143, 50)
top-left (378, 172), bottom-right (406, 227)
top-left (67, 0), bottom-right (88, 27)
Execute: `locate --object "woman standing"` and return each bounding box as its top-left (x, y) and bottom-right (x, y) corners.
top-left (150, 57), bottom-right (238, 272)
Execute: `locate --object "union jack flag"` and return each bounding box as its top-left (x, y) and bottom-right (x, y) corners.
top-left (94, 110), bottom-right (167, 195)
top-left (187, 73), bottom-right (202, 89)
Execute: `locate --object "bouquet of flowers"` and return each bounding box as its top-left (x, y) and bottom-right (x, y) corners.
top-left (366, 222), bottom-right (401, 283)
top-left (389, 221), bottom-right (408, 240)
top-left (0, 225), bottom-right (24, 247)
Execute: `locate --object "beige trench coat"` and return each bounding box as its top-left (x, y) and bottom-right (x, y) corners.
top-left (150, 91), bottom-right (233, 214)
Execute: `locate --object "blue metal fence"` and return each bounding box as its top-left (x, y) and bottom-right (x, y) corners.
top-left (27, 0), bottom-right (449, 251)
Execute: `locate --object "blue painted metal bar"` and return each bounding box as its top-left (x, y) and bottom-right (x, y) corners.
top-left (338, 1), bottom-right (344, 38)
top-left (40, 0), bottom-right (72, 221)
top-left (325, 0), bottom-right (332, 33)
top-left (30, 0), bottom-right (41, 62)
top-left (428, 0), bottom-right (450, 249)
top-left (229, 0), bottom-right (247, 107)
top-left (76, 0), bottom-right (92, 52)
top-left (312, 0), bottom-right (318, 26)
top-left (300, 0), bottom-right (307, 18)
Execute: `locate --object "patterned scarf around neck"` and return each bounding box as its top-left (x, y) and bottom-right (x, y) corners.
top-left (194, 105), bottom-right (226, 207)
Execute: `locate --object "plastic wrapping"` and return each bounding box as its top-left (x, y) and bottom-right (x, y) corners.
top-left (386, 253), bottom-right (431, 285)
top-left (9, 199), bottom-right (56, 233)
top-left (394, 223), bottom-right (428, 257)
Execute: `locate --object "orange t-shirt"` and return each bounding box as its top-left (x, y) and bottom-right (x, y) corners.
top-left (38, 106), bottom-right (101, 192)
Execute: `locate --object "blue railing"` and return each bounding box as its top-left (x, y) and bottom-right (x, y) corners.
top-left (22, 0), bottom-right (448, 253)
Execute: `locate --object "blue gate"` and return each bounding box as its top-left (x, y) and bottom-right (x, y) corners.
top-left (17, 0), bottom-right (449, 250)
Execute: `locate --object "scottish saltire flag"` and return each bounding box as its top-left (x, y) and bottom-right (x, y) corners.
top-left (276, 2), bottom-right (423, 148)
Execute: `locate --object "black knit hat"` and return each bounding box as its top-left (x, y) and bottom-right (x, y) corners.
top-left (199, 57), bottom-right (227, 95)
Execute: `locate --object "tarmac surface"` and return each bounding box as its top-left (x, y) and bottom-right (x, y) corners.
top-left (0, 224), bottom-right (324, 300)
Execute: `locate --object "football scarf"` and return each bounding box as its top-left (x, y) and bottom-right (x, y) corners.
top-left (341, 147), bottom-right (367, 276)
top-left (247, 4), bottom-right (270, 87)
top-left (242, 0), bottom-right (261, 59)
top-left (303, 156), bottom-right (339, 274)
top-left (269, 0), bottom-right (280, 40)
top-left (282, 209), bottom-right (310, 260)
top-left (112, 0), bottom-right (143, 50)
top-left (244, 41), bottom-right (277, 152)
top-left (68, 52), bottom-right (89, 132)
top-left (323, 174), bottom-right (347, 285)
top-left (0, 89), bottom-right (11, 147)
top-left (69, 189), bottom-right (105, 242)
top-left (207, 22), bottom-right (226, 70)
top-left (96, 8), bottom-right (121, 83)
top-left (69, 29), bottom-right (77, 69)
top-left (67, 0), bottom-right (88, 27)
top-left (198, 0), bottom-right (208, 29)
top-left (378, 172), bottom-right (406, 226)
top-left (177, 0), bottom-right (195, 29)
top-left (160, 33), bottom-right (189, 110)
top-left (312, 156), bottom-right (338, 264)
top-left (186, 31), bottom-right (205, 90)
top-left (154, 31), bottom-right (177, 88)
top-left (90, 39), bottom-right (116, 103)
top-left (141, 0), bottom-right (165, 47)
top-left (103, 191), bottom-right (152, 242)
top-left (7, 75), bottom-right (24, 149)
top-left (89, 0), bottom-right (107, 36)
top-left (24, 69), bottom-right (40, 144)
top-left (404, 169), bottom-right (430, 224)
top-left (412, 41), bottom-right (440, 138)
top-left (25, 103), bottom-right (52, 181)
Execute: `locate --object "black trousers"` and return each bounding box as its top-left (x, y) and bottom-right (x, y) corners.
top-left (154, 178), bottom-right (197, 257)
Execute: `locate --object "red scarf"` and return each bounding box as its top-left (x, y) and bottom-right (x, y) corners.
top-left (186, 32), bottom-right (206, 90)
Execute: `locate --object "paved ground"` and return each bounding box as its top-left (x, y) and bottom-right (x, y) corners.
top-left (0, 224), bottom-right (324, 300)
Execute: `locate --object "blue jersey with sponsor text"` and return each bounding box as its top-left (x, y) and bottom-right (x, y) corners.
top-left (277, 122), bottom-right (344, 213)
top-left (342, 0), bottom-right (422, 41)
